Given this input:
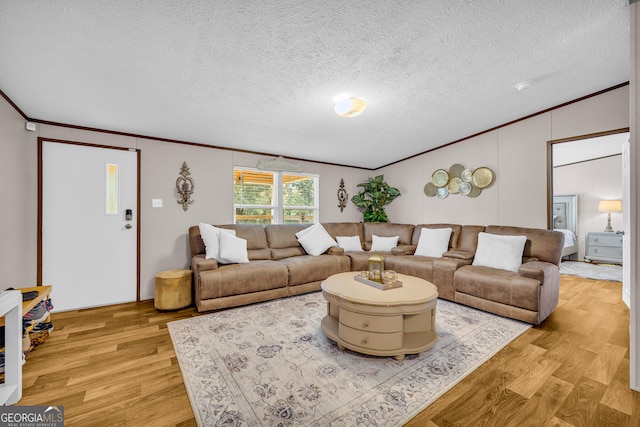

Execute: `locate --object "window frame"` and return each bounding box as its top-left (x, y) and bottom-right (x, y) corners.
top-left (233, 166), bottom-right (319, 225)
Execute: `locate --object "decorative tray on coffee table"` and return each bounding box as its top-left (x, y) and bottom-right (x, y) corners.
top-left (354, 275), bottom-right (403, 290)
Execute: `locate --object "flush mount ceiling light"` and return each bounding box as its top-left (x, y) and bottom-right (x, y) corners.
top-left (515, 80), bottom-right (533, 91)
top-left (334, 97), bottom-right (367, 118)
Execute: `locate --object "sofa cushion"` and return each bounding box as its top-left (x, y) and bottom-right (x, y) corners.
top-left (218, 232), bottom-right (249, 264)
top-left (278, 254), bottom-right (351, 286)
top-left (472, 232), bottom-right (527, 272)
top-left (296, 224), bottom-right (338, 256)
top-left (322, 222), bottom-right (365, 242)
top-left (266, 224), bottom-right (308, 260)
top-left (457, 225), bottom-right (486, 253)
top-left (198, 260), bottom-right (288, 299)
top-left (385, 255), bottom-right (436, 282)
top-left (347, 252), bottom-right (375, 272)
top-left (454, 265), bottom-right (541, 312)
top-left (414, 227), bottom-right (452, 258)
top-left (336, 236), bottom-right (364, 252)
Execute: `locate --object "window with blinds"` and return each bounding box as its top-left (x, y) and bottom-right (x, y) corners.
top-left (234, 167), bottom-right (319, 224)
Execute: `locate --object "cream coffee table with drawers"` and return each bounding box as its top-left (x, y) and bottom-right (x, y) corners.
top-left (320, 271), bottom-right (438, 361)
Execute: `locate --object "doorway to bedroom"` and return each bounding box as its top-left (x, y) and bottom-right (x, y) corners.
top-left (548, 129), bottom-right (627, 261)
top-left (547, 128), bottom-right (628, 300)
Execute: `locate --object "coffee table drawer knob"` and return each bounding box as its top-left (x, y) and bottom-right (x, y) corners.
top-left (361, 338), bottom-right (369, 345)
top-left (362, 322), bottom-right (369, 328)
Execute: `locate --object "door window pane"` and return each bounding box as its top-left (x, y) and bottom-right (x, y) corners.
top-left (106, 163), bottom-right (118, 215)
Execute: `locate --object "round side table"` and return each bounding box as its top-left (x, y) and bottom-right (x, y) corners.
top-left (154, 269), bottom-right (192, 310)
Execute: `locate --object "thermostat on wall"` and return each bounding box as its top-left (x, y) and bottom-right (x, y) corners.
top-left (25, 122), bottom-right (37, 132)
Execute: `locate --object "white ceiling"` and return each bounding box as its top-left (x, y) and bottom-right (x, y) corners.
top-left (553, 132), bottom-right (628, 167)
top-left (0, 1), bottom-right (630, 169)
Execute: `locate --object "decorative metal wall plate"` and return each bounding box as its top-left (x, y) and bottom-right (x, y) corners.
top-left (471, 167), bottom-right (495, 189)
top-left (431, 169), bottom-right (449, 187)
top-left (425, 164), bottom-right (495, 198)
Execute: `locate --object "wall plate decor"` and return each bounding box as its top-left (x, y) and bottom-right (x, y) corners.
top-left (423, 182), bottom-right (437, 197)
top-left (431, 169), bottom-right (449, 187)
top-left (425, 164), bottom-right (495, 198)
top-left (449, 163), bottom-right (465, 178)
top-left (447, 177), bottom-right (462, 194)
top-left (459, 181), bottom-right (472, 195)
top-left (471, 167), bottom-right (495, 189)
top-left (436, 187), bottom-right (449, 198)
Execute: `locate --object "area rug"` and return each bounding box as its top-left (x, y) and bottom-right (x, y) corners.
top-left (560, 260), bottom-right (623, 282)
top-left (168, 292), bottom-right (530, 427)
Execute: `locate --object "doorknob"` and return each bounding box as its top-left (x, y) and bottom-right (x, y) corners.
top-left (125, 224), bottom-right (132, 229)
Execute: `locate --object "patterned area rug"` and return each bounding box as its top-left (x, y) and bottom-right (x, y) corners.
top-left (560, 261), bottom-right (623, 282)
top-left (168, 292), bottom-right (531, 426)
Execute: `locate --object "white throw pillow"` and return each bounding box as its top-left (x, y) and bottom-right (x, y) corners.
top-left (414, 227), bottom-right (452, 258)
top-left (297, 224), bottom-right (338, 256)
top-left (472, 232), bottom-right (527, 272)
top-left (198, 223), bottom-right (236, 261)
top-left (295, 223), bottom-right (319, 239)
top-left (370, 234), bottom-right (399, 252)
top-left (336, 235), bottom-right (364, 252)
top-left (218, 232), bottom-right (249, 264)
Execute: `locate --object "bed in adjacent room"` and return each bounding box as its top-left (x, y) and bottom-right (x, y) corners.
top-left (553, 194), bottom-right (578, 260)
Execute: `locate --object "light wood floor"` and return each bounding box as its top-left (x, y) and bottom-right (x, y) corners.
top-left (18, 274), bottom-right (639, 426)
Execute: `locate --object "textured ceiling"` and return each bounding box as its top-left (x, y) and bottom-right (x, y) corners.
top-left (0, 0), bottom-right (630, 169)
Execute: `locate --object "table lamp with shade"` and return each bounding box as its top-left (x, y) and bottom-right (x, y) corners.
top-left (598, 199), bottom-right (622, 232)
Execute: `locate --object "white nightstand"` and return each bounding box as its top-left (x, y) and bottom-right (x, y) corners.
top-left (584, 232), bottom-right (623, 264)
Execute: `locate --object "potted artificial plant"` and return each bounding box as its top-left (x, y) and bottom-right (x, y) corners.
top-left (351, 175), bottom-right (401, 222)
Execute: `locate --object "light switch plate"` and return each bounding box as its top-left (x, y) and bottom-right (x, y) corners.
top-left (152, 199), bottom-right (163, 208)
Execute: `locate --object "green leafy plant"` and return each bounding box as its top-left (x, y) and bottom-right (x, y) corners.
top-left (351, 175), bottom-right (401, 222)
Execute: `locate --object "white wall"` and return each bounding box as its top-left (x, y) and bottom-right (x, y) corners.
top-left (380, 87), bottom-right (629, 228)
top-left (0, 97), bottom-right (30, 287)
top-left (0, 84), bottom-right (629, 303)
top-left (0, 107), bottom-right (370, 300)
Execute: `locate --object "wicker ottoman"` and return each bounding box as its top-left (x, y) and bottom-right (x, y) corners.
top-left (154, 269), bottom-right (192, 310)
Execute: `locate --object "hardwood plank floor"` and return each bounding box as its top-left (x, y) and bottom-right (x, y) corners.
top-left (17, 274), bottom-right (640, 426)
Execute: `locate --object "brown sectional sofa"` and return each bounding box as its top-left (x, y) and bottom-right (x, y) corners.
top-left (188, 222), bottom-right (564, 324)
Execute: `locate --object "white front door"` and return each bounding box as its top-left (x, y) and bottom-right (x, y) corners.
top-left (41, 141), bottom-right (138, 311)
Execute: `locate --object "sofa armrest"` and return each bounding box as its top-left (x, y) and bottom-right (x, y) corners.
top-left (518, 261), bottom-right (548, 282)
top-left (192, 254), bottom-right (219, 274)
top-left (443, 250), bottom-right (474, 260)
top-left (326, 246), bottom-right (345, 256)
top-left (518, 261), bottom-right (560, 323)
top-left (391, 245), bottom-right (417, 255)
top-left (432, 257), bottom-right (472, 300)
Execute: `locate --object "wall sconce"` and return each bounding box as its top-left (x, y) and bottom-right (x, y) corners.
top-left (337, 178), bottom-right (348, 212)
top-left (176, 161), bottom-right (195, 211)
top-left (598, 199), bottom-right (622, 232)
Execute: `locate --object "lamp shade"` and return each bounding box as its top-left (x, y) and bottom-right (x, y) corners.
top-left (598, 200), bottom-right (622, 212)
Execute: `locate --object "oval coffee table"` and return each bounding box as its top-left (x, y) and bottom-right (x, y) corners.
top-left (320, 271), bottom-right (438, 361)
